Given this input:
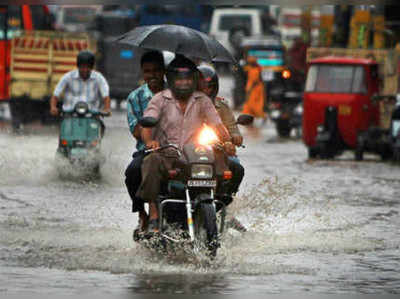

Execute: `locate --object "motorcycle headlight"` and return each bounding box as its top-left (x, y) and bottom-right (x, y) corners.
top-left (75, 102), bottom-right (89, 115)
top-left (271, 110), bottom-right (281, 119)
top-left (191, 164), bottom-right (213, 179)
top-left (198, 125), bottom-right (219, 145)
top-left (295, 104), bottom-right (303, 115)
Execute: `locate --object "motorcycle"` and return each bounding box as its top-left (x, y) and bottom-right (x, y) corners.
top-left (268, 83), bottom-right (303, 138)
top-left (133, 114), bottom-right (254, 257)
top-left (55, 101), bottom-right (109, 177)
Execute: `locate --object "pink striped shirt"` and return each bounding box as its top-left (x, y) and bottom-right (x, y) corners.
top-left (143, 89), bottom-right (223, 149)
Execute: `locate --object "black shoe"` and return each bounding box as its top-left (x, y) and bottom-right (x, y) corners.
top-left (133, 228), bottom-right (141, 241)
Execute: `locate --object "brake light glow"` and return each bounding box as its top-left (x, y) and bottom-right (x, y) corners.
top-left (282, 69), bottom-right (291, 79)
top-left (223, 170), bottom-right (232, 180)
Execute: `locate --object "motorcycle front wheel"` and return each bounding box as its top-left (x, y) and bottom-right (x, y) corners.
top-left (193, 202), bottom-right (219, 257)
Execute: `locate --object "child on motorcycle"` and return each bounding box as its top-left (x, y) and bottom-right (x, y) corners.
top-left (197, 64), bottom-right (247, 232)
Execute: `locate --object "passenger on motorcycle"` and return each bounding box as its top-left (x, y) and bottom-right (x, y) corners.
top-left (124, 51), bottom-right (166, 232)
top-left (136, 55), bottom-right (235, 234)
top-left (197, 64), bottom-right (245, 205)
top-left (49, 50), bottom-right (111, 135)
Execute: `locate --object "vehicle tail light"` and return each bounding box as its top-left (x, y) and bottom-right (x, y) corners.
top-left (169, 169), bottom-right (178, 178)
top-left (270, 102), bottom-right (281, 109)
top-left (282, 69), bottom-right (291, 79)
top-left (223, 170), bottom-right (232, 180)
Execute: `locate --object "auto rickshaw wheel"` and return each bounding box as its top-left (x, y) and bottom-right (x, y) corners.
top-left (355, 146), bottom-right (364, 161)
top-left (380, 150), bottom-right (392, 161)
top-left (308, 147), bottom-right (318, 159)
top-left (393, 148), bottom-right (400, 162)
top-left (355, 134), bottom-right (365, 161)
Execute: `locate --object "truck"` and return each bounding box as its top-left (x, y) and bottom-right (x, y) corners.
top-left (9, 30), bottom-right (96, 129)
top-left (0, 5), bottom-right (53, 104)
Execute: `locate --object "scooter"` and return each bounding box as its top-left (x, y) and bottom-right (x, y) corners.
top-left (55, 101), bottom-right (109, 176)
top-left (133, 114), bottom-right (253, 257)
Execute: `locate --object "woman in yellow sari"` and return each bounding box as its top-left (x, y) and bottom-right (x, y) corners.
top-left (241, 56), bottom-right (266, 120)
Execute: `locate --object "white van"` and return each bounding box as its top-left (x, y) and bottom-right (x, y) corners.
top-left (54, 5), bottom-right (102, 32)
top-left (209, 8), bottom-right (265, 56)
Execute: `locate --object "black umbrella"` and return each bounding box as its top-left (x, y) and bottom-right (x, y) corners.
top-left (113, 24), bottom-right (236, 64)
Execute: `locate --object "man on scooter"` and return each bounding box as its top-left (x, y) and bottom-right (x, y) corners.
top-left (137, 55), bottom-right (235, 234)
top-left (124, 51), bottom-right (166, 233)
top-left (49, 50), bottom-right (111, 135)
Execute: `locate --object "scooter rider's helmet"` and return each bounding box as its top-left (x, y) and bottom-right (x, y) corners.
top-left (197, 63), bottom-right (219, 101)
top-left (77, 50), bottom-right (95, 68)
top-left (166, 54), bottom-right (198, 99)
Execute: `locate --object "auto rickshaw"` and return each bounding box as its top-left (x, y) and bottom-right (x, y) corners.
top-left (303, 56), bottom-right (392, 160)
top-left (232, 36), bottom-right (303, 137)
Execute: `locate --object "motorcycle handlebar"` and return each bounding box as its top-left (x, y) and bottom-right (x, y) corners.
top-left (60, 111), bottom-right (110, 118)
top-left (144, 142), bottom-right (245, 156)
top-left (145, 144), bottom-right (182, 156)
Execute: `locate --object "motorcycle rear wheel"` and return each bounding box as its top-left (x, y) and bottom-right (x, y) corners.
top-left (276, 119), bottom-right (291, 138)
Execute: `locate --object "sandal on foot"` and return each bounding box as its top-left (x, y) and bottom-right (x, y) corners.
top-left (147, 219), bottom-right (159, 233)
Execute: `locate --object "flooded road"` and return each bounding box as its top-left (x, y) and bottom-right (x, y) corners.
top-left (1, 76), bottom-right (400, 295)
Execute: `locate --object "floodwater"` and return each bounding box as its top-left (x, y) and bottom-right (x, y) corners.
top-left (1, 76), bottom-right (400, 295)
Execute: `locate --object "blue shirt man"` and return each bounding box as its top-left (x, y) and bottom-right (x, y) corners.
top-left (126, 83), bottom-right (156, 151)
top-left (124, 51), bottom-right (166, 233)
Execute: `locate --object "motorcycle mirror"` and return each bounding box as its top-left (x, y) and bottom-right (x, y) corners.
top-left (236, 114), bottom-right (254, 126)
top-left (139, 116), bottom-right (158, 128)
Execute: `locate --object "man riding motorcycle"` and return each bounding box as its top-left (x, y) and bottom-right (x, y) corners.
top-left (136, 55), bottom-right (235, 234)
top-left (49, 50), bottom-right (111, 134)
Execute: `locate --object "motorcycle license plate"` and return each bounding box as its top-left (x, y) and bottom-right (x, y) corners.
top-left (261, 70), bottom-right (274, 81)
top-left (71, 148), bottom-right (88, 156)
top-left (187, 180), bottom-right (216, 187)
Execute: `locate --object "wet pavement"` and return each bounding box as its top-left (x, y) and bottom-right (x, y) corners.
top-left (1, 76), bottom-right (400, 295)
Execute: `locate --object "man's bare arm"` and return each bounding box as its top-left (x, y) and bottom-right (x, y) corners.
top-left (50, 95), bottom-right (59, 116)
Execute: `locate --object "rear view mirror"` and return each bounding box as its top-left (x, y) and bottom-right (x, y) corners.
top-left (139, 116), bottom-right (158, 128)
top-left (236, 114), bottom-right (254, 126)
